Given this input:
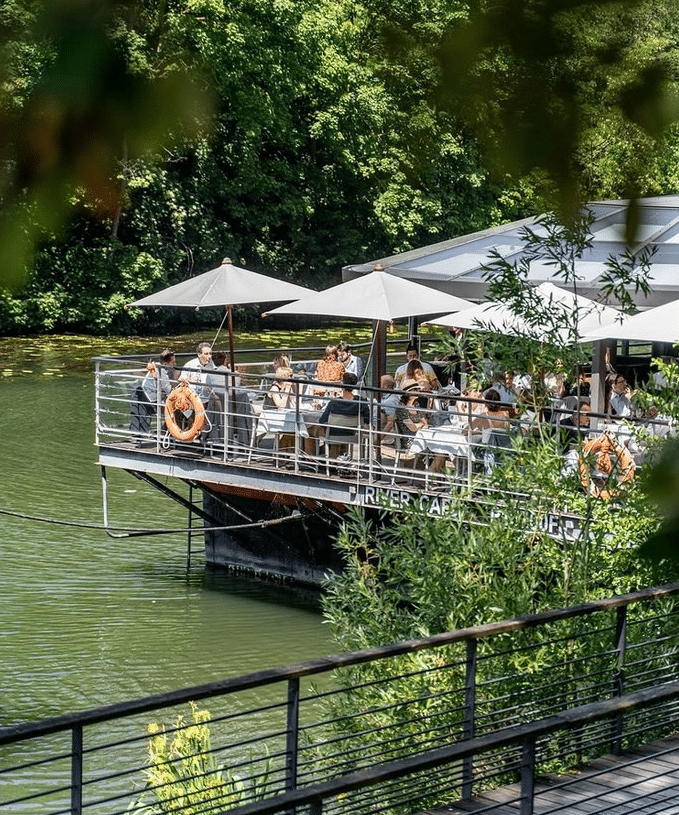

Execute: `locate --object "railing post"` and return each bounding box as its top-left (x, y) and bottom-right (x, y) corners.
top-left (611, 604), bottom-right (627, 755)
top-left (462, 638), bottom-right (477, 799)
top-left (71, 724), bottom-right (83, 815)
top-left (286, 677), bottom-right (300, 794)
top-left (520, 736), bottom-right (536, 815)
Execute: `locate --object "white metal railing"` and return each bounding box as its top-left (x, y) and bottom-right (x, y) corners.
top-left (94, 356), bottom-right (673, 493)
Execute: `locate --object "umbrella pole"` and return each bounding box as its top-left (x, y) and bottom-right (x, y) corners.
top-left (373, 319), bottom-right (387, 388)
top-left (227, 305), bottom-right (236, 374)
top-left (227, 305), bottom-right (237, 450)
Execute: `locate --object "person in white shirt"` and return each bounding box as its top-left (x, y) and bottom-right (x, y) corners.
top-left (337, 342), bottom-right (365, 381)
top-left (608, 374), bottom-right (632, 418)
top-left (180, 341), bottom-right (215, 402)
top-left (179, 341), bottom-right (221, 442)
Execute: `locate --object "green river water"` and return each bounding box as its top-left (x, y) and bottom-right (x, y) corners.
top-left (0, 330), bottom-right (376, 728)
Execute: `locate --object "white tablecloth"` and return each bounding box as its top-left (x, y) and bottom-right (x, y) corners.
top-left (409, 425), bottom-right (474, 457)
top-left (256, 408), bottom-right (321, 438)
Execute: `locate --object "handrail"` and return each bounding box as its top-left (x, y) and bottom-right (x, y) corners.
top-left (3, 582), bottom-right (678, 746)
top-left (220, 680), bottom-right (679, 815)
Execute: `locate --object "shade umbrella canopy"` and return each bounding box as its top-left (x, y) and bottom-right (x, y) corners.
top-left (583, 298), bottom-right (679, 344)
top-left (428, 300), bottom-right (531, 335)
top-left (130, 257), bottom-right (316, 373)
top-left (262, 267), bottom-right (474, 322)
top-left (263, 267), bottom-right (474, 385)
top-left (428, 282), bottom-right (620, 343)
top-left (130, 258), bottom-right (315, 311)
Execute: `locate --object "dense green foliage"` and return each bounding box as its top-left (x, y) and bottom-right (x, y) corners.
top-left (2, 0), bottom-right (679, 334)
top-left (317, 208), bottom-right (679, 812)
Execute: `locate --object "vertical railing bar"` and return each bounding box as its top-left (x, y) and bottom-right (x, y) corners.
top-left (520, 735), bottom-right (536, 815)
top-left (309, 798), bottom-right (323, 815)
top-left (71, 724), bottom-right (83, 815)
top-left (293, 377), bottom-right (300, 474)
top-left (611, 604), bottom-right (627, 754)
top-left (462, 638), bottom-right (477, 800)
top-left (286, 677), bottom-right (300, 799)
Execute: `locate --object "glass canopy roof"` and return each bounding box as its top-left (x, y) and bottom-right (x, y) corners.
top-left (342, 196), bottom-right (679, 310)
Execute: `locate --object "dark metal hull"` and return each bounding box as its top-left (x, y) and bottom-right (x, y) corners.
top-left (202, 483), bottom-right (348, 586)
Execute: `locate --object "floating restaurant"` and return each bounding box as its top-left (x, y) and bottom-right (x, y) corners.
top-left (95, 197), bottom-right (679, 586)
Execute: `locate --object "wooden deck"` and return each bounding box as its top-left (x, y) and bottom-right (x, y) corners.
top-left (424, 736), bottom-right (679, 815)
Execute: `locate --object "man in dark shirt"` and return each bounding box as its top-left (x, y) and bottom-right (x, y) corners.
top-left (318, 372), bottom-right (370, 428)
top-left (305, 372), bottom-right (370, 456)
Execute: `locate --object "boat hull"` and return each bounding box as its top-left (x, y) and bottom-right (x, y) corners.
top-left (202, 483), bottom-right (349, 586)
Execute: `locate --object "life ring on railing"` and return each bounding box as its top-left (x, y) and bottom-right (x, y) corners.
top-left (164, 381), bottom-right (206, 442)
top-left (578, 433), bottom-right (634, 500)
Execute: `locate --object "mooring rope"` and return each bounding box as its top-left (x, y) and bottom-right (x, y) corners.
top-left (0, 507), bottom-right (303, 536)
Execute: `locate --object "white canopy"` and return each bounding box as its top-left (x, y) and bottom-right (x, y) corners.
top-left (130, 258), bottom-right (314, 310)
top-left (584, 298), bottom-right (679, 344)
top-left (130, 258), bottom-right (315, 371)
top-left (428, 282), bottom-right (621, 343)
top-left (263, 266), bottom-right (473, 322)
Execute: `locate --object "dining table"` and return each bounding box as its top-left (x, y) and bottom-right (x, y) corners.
top-left (409, 422), bottom-right (477, 459)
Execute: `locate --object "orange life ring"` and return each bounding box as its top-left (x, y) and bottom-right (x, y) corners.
top-left (579, 433), bottom-right (634, 500)
top-left (164, 381), bottom-right (206, 442)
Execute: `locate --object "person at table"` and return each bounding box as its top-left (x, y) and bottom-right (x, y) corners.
top-left (395, 384), bottom-right (430, 444)
top-left (483, 371), bottom-right (517, 409)
top-left (394, 342), bottom-right (440, 390)
top-left (263, 355), bottom-right (294, 409)
top-left (337, 341), bottom-right (365, 381)
top-left (465, 388), bottom-right (513, 474)
top-left (399, 359), bottom-right (430, 393)
top-left (644, 404), bottom-right (673, 438)
top-left (312, 345), bottom-right (345, 398)
top-left (558, 398), bottom-right (592, 449)
top-left (462, 388), bottom-right (511, 438)
top-left (304, 372), bottom-right (370, 455)
top-left (208, 350), bottom-right (238, 397)
top-left (379, 374), bottom-right (401, 437)
top-left (211, 351), bottom-right (254, 446)
top-left (131, 348), bottom-right (176, 442)
top-left (180, 341), bottom-right (214, 399)
top-left (608, 374), bottom-right (633, 418)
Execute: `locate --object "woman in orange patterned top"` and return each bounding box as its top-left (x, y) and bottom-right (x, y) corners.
top-left (313, 345), bottom-right (345, 397)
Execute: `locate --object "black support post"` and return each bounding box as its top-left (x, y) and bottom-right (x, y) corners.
top-left (71, 725), bottom-right (83, 815)
top-left (611, 605), bottom-right (627, 755)
top-left (520, 736), bottom-right (536, 815)
top-left (286, 677), bottom-right (300, 793)
top-left (462, 638), bottom-right (477, 800)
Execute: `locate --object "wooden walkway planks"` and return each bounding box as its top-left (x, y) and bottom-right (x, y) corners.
top-left (422, 736), bottom-right (679, 815)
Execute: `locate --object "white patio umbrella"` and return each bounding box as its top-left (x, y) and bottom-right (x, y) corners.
top-left (583, 298), bottom-right (679, 344)
top-left (130, 257), bottom-right (315, 371)
top-left (262, 265), bottom-right (474, 384)
top-left (428, 282), bottom-right (621, 343)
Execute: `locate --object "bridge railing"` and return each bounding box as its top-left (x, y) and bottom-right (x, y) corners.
top-left (2, 584), bottom-right (679, 815)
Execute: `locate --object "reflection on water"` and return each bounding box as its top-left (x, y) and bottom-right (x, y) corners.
top-left (0, 332), bottom-right (344, 727)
